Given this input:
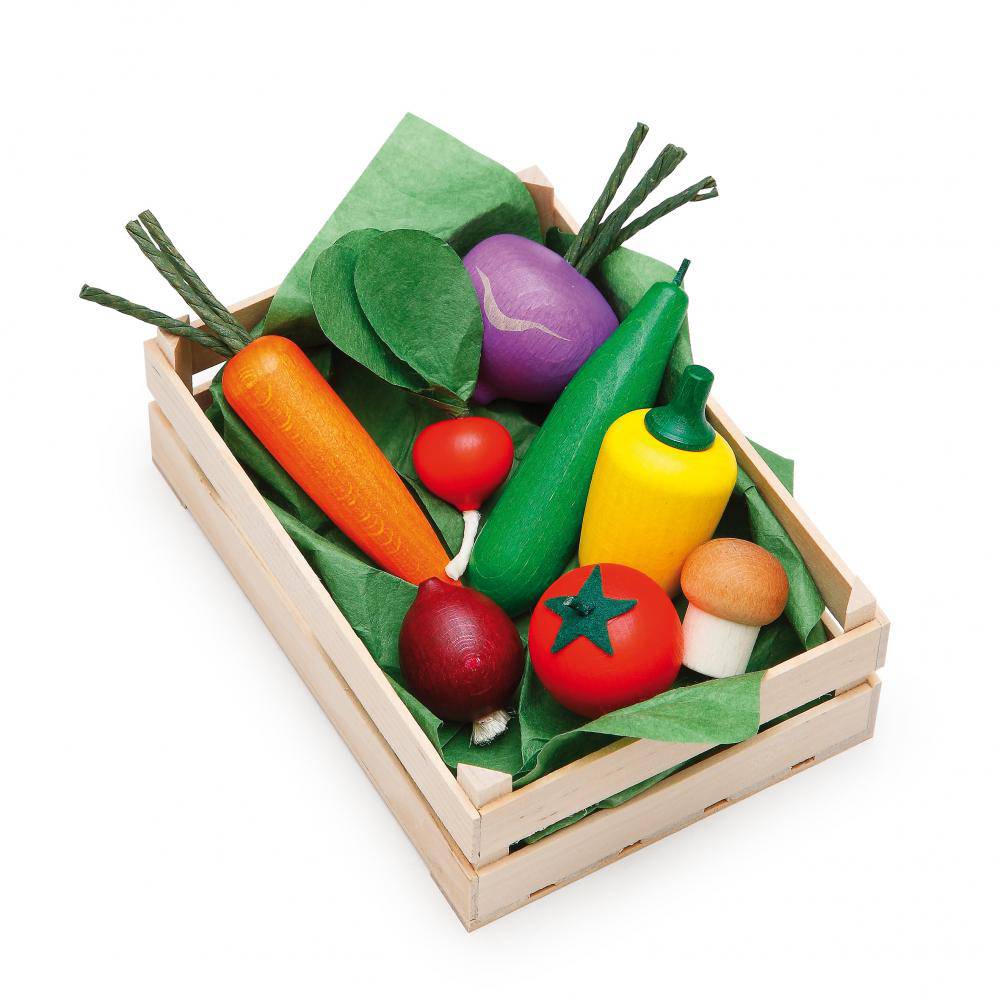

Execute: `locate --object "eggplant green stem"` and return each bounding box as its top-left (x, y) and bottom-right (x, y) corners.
top-left (563, 127), bottom-right (719, 278)
top-left (610, 177), bottom-right (719, 253)
top-left (575, 143), bottom-right (687, 276)
top-left (564, 122), bottom-right (648, 268)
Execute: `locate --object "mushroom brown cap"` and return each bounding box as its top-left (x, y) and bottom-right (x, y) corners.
top-left (681, 538), bottom-right (789, 626)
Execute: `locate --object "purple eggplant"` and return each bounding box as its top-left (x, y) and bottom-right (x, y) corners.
top-left (462, 125), bottom-right (718, 405)
top-left (465, 235), bottom-right (618, 404)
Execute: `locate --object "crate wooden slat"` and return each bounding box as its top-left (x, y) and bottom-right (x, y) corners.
top-left (145, 337), bottom-right (482, 862)
top-left (140, 166), bottom-right (887, 928)
top-left (475, 614), bottom-right (887, 863)
top-left (149, 403), bottom-right (477, 921)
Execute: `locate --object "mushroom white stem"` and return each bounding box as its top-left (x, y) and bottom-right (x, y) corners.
top-left (471, 709), bottom-right (511, 746)
top-left (446, 509), bottom-right (480, 581)
top-left (682, 604), bottom-right (760, 678)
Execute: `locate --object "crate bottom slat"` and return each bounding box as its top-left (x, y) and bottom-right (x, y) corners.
top-left (149, 400), bottom-right (881, 931)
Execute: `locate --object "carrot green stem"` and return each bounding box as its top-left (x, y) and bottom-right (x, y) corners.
top-left (138, 211), bottom-right (249, 347)
top-left (609, 177), bottom-right (718, 252)
top-left (574, 143), bottom-right (687, 276)
top-left (79, 285), bottom-right (234, 356)
top-left (125, 220), bottom-right (247, 354)
top-left (564, 122), bottom-right (648, 268)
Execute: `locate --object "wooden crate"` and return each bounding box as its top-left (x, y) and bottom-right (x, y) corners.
top-left (142, 168), bottom-right (888, 930)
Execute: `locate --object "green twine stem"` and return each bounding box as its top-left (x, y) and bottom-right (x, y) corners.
top-left (575, 143), bottom-right (687, 276)
top-left (564, 122), bottom-right (648, 268)
top-left (609, 177), bottom-right (719, 253)
top-left (79, 285), bottom-right (233, 356)
top-left (138, 211), bottom-right (249, 348)
top-left (124, 220), bottom-right (246, 354)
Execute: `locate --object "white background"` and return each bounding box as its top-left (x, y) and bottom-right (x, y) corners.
top-left (3, 1), bottom-right (997, 995)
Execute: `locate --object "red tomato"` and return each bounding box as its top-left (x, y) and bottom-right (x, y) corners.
top-left (528, 563), bottom-right (683, 718)
top-left (413, 416), bottom-right (514, 511)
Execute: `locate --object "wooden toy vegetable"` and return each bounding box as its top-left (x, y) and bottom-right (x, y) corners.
top-left (528, 564), bottom-right (683, 719)
top-left (412, 417), bottom-right (514, 581)
top-left (80, 213), bottom-right (451, 586)
top-left (579, 364), bottom-right (738, 595)
top-left (465, 235), bottom-right (618, 404)
top-left (465, 123), bottom-right (717, 403)
top-left (680, 539), bottom-right (788, 678)
top-left (467, 272), bottom-right (691, 616)
top-left (399, 578), bottom-right (523, 744)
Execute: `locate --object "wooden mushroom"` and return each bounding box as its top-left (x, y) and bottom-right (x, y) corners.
top-left (680, 538), bottom-right (789, 678)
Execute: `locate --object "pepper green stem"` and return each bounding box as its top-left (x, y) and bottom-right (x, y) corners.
top-left (644, 364), bottom-right (716, 451)
top-left (673, 258), bottom-right (691, 285)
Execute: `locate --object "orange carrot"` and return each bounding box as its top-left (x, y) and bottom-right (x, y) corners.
top-left (223, 336), bottom-right (450, 584)
top-left (81, 212), bottom-right (451, 586)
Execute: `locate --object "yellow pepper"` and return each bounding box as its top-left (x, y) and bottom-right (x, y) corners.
top-left (578, 365), bottom-right (737, 595)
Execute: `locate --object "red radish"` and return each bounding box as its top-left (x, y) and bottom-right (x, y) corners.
top-left (413, 416), bottom-right (514, 581)
top-left (399, 578), bottom-right (523, 744)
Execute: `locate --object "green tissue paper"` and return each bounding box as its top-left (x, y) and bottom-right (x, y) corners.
top-left (203, 113), bottom-right (827, 841)
top-left (352, 229), bottom-right (483, 403)
top-left (310, 229), bottom-right (426, 394)
top-left (264, 113), bottom-right (542, 342)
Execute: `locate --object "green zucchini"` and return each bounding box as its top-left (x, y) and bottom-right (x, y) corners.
top-left (466, 272), bottom-right (689, 615)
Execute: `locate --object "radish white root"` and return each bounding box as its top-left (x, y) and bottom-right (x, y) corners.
top-left (446, 509), bottom-right (480, 580)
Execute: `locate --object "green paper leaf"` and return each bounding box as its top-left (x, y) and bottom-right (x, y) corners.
top-left (581, 671), bottom-right (763, 743)
top-left (737, 467), bottom-right (825, 648)
top-left (310, 229), bottom-right (426, 393)
top-left (512, 667), bottom-right (763, 789)
top-left (353, 230), bottom-right (483, 402)
top-left (751, 438), bottom-right (794, 493)
top-left (269, 501), bottom-right (415, 670)
top-left (264, 113), bottom-right (541, 343)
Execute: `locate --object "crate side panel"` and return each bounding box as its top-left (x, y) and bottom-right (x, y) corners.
top-left (479, 618), bottom-right (885, 860)
top-left (474, 680), bottom-right (877, 926)
top-left (144, 345), bottom-right (481, 861)
top-left (150, 404), bottom-right (477, 926)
